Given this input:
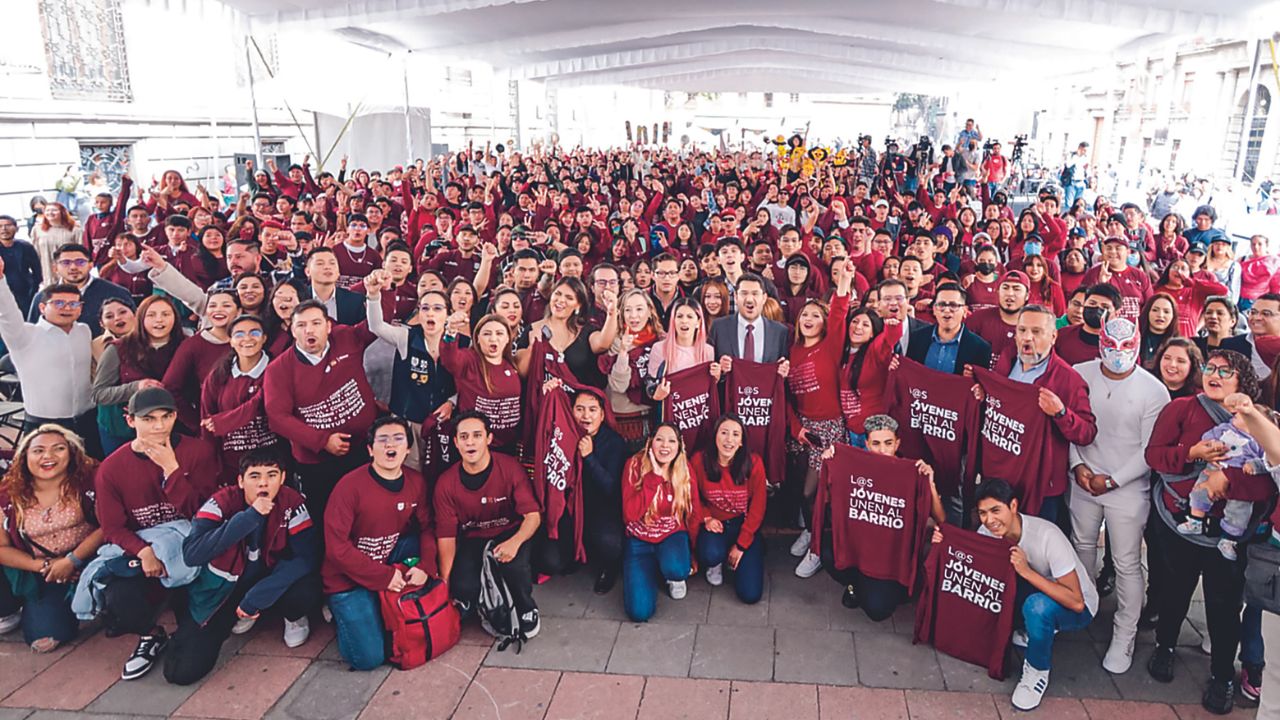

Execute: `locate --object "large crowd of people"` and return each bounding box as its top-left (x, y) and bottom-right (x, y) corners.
top-left (2, 127), bottom-right (1280, 715)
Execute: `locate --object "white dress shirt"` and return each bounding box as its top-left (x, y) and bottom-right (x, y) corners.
top-left (0, 281), bottom-right (93, 418)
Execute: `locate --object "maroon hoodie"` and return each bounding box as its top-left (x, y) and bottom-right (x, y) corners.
top-left (914, 525), bottom-right (1016, 680)
top-left (886, 358), bottom-right (981, 498)
top-left (95, 435), bottom-right (222, 557)
top-left (725, 359), bottom-right (787, 489)
top-left (809, 444), bottom-right (933, 592)
top-left (535, 384), bottom-right (585, 562)
top-left (662, 362), bottom-right (720, 456)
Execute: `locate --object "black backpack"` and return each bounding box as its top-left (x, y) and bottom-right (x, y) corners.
top-left (477, 540), bottom-right (525, 653)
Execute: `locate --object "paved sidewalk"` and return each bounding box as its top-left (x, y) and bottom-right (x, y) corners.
top-left (0, 537), bottom-right (1258, 719)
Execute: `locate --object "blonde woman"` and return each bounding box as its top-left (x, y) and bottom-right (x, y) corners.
top-left (621, 423), bottom-right (702, 622)
top-left (0, 426), bottom-right (103, 652)
top-left (605, 288), bottom-right (663, 447)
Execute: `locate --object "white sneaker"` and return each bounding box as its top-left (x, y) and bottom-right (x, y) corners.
top-left (1012, 661), bottom-right (1050, 711)
top-left (283, 617), bottom-right (310, 648)
top-left (0, 612), bottom-right (20, 635)
top-left (794, 551), bottom-right (823, 578)
top-left (790, 529), bottom-right (812, 557)
top-left (231, 615), bottom-right (258, 635)
top-left (1011, 629), bottom-right (1028, 649)
top-left (667, 580), bottom-right (687, 600)
top-left (705, 564), bottom-right (723, 587)
top-left (1103, 632), bottom-right (1135, 674)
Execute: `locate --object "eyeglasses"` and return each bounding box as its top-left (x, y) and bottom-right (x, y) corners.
top-left (934, 302), bottom-right (965, 311)
top-left (232, 329), bottom-right (264, 339)
top-left (56, 258), bottom-right (89, 268)
top-left (373, 433), bottom-right (408, 446)
top-left (47, 299), bottom-right (83, 310)
top-left (880, 295), bottom-right (907, 304)
top-left (418, 304), bottom-right (447, 313)
top-left (1248, 308), bottom-right (1280, 319)
top-left (1201, 364), bottom-right (1238, 379)
top-left (594, 279), bottom-right (620, 288)
top-left (654, 270), bottom-right (679, 277)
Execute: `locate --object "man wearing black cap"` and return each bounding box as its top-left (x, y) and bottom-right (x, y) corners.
top-left (96, 386), bottom-right (220, 681)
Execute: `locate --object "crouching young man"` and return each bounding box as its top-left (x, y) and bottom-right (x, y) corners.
top-left (323, 415), bottom-right (438, 671)
top-left (974, 479), bottom-right (1097, 711)
top-left (434, 412), bottom-right (541, 638)
top-left (165, 450), bottom-right (322, 685)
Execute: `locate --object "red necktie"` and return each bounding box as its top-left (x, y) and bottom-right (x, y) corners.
top-left (743, 323), bottom-right (756, 362)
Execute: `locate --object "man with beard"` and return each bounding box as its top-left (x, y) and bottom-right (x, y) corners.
top-left (28, 244), bottom-right (132, 337)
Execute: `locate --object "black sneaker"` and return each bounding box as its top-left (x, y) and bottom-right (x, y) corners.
top-left (519, 608), bottom-right (540, 639)
top-left (1239, 663), bottom-right (1263, 706)
top-left (593, 568), bottom-right (618, 595)
top-left (1138, 605), bottom-right (1159, 631)
top-left (121, 629), bottom-right (169, 680)
top-left (1202, 676), bottom-right (1235, 715)
top-left (1147, 644), bottom-right (1175, 683)
top-left (1097, 567), bottom-right (1115, 598)
top-left (841, 585), bottom-right (859, 609)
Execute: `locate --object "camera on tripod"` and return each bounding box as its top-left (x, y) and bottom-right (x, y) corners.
top-left (1011, 134), bottom-right (1028, 163)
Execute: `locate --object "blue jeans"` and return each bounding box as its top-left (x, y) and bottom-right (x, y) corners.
top-left (696, 518), bottom-right (764, 604)
top-left (623, 532), bottom-right (691, 622)
top-left (1240, 603), bottom-right (1264, 666)
top-left (20, 579), bottom-right (78, 646)
top-left (1020, 590), bottom-right (1093, 671)
top-left (328, 587), bottom-right (385, 671)
top-left (1064, 181), bottom-right (1086, 211)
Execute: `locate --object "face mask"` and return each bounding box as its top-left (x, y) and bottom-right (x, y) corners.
top-left (1024, 241), bottom-right (1043, 257)
top-left (1082, 306), bottom-right (1107, 330)
top-left (1099, 317), bottom-right (1140, 374)
top-left (976, 262), bottom-right (997, 276)
top-left (1126, 252), bottom-right (1141, 267)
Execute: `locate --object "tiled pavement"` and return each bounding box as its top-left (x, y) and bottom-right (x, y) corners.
top-left (0, 537), bottom-right (1257, 719)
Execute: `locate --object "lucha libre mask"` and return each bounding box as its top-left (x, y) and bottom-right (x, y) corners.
top-left (1099, 317), bottom-right (1139, 374)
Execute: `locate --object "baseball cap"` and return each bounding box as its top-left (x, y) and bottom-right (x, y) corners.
top-left (873, 199), bottom-right (889, 208)
top-left (128, 387), bottom-right (177, 416)
top-left (997, 270), bottom-right (1030, 289)
top-left (1187, 242), bottom-right (1208, 255)
top-left (1101, 235), bottom-right (1128, 246)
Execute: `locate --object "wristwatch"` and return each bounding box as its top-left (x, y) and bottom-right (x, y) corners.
top-left (1104, 477), bottom-right (1117, 491)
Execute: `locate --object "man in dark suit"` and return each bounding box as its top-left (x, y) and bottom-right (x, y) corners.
top-left (875, 277), bottom-right (930, 356)
top-left (905, 282), bottom-right (991, 374)
top-left (709, 273), bottom-right (790, 376)
top-left (304, 247), bottom-right (365, 325)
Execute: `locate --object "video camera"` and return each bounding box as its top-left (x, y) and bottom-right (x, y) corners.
top-left (1011, 134), bottom-right (1028, 164)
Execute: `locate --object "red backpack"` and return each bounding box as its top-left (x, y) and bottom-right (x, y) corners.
top-left (378, 567), bottom-right (461, 670)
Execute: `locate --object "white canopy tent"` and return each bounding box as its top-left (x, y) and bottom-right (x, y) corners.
top-left (179, 0), bottom-right (1280, 94)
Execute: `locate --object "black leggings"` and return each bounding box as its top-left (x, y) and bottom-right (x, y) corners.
top-left (449, 531), bottom-right (536, 615)
top-left (533, 514), bottom-right (577, 577)
top-left (820, 532), bottom-right (905, 622)
top-left (1153, 519), bottom-right (1245, 681)
top-left (164, 573), bottom-right (322, 686)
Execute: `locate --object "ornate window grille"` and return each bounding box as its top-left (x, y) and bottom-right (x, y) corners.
top-left (40, 0), bottom-right (133, 102)
top-left (79, 144), bottom-right (133, 196)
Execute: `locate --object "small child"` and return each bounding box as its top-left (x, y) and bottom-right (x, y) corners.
top-left (1176, 416), bottom-right (1268, 560)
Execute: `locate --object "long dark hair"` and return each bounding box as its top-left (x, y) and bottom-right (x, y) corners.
top-left (1208, 349), bottom-right (1262, 402)
top-left (700, 415), bottom-right (752, 486)
top-left (545, 276), bottom-right (591, 332)
top-left (118, 295), bottom-right (182, 375)
top-left (207, 314), bottom-right (266, 388)
top-left (842, 307), bottom-right (885, 388)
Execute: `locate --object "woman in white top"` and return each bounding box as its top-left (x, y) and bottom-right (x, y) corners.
top-left (31, 203), bottom-right (82, 287)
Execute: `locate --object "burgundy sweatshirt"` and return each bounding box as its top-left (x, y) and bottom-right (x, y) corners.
top-left (438, 339), bottom-right (523, 449)
top-left (433, 452), bottom-right (539, 540)
top-left (322, 465), bottom-right (438, 594)
top-left (163, 332), bottom-right (231, 433)
top-left (95, 434), bottom-right (222, 557)
top-left (263, 325), bottom-right (378, 465)
top-left (332, 243), bottom-right (381, 290)
top-left (692, 452), bottom-right (767, 549)
top-left (200, 366), bottom-right (279, 486)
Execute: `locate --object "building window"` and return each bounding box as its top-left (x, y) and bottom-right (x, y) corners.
top-left (1244, 85), bottom-right (1271, 182)
top-left (40, 0), bottom-right (132, 102)
top-left (79, 144), bottom-right (132, 196)
top-left (1169, 139), bottom-right (1181, 172)
top-left (445, 66), bottom-right (473, 87)
top-left (1180, 73), bottom-right (1195, 112)
top-left (789, 93), bottom-right (800, 103)
top-left (764, 92), bottom-right (773, 108)
top-left (261, 141), bottom-right (286, 155)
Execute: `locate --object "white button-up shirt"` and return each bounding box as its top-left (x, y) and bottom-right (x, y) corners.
top-left (0, 282), bottom-right (92, 418)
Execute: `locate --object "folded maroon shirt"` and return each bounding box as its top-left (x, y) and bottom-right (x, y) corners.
top-left (886, 358), bottom-right (981, 498)
top-left (726, 359), bottom-right (787, 488)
